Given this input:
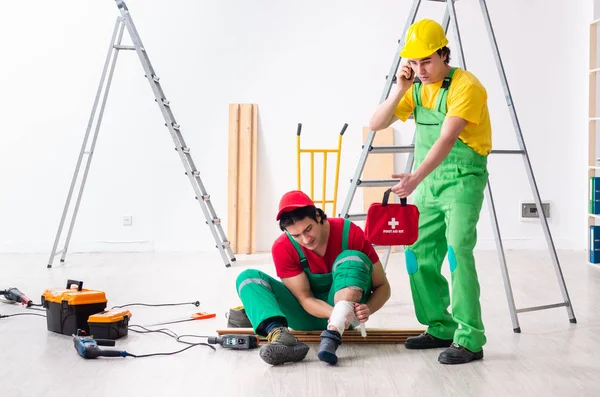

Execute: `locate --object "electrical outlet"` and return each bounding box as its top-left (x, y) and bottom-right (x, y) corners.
top-left (521, 202), bottom-right (550, 219)
top-left (123, 216), bottom-right (132, 226)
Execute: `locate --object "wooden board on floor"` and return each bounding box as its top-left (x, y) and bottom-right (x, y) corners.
top-left (216, 327), bottom-right (425, 344)
top-left (362, 126), bottom-right (396, 253)
top-left (228, 104), bottom-right (258, 254)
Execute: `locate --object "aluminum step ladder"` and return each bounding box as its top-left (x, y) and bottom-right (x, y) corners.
top-left (47, 0), bottom-right (235, 268)
top-left (339, 0), bottom-right (576, 332)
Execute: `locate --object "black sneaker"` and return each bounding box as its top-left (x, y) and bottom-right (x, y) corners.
top-left (259, 327), bottom-right (310, 366)
top-left (405, 332), bottom-right (453, 349)
top-left (438, 343), bottom-right (484, 364)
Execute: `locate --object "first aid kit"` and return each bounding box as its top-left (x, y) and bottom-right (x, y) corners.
top-left (364, 188), bottom-right (420, 246)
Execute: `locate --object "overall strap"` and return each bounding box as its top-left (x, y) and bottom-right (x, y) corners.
top-left (285, 232), bottom-right (309, 270)
top-left (434, 67), bottom-right (457, 114)
top-left (342, 219), bottom-right (351, 251)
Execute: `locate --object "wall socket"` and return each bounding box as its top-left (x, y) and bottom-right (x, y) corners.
top-left (123, 216), bottom-right (133, 226)
top-left (521, 202), bottom-right (550, 219)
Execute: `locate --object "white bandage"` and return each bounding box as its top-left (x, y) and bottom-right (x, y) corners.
top-left (328, 300), bottom-right (359, 335)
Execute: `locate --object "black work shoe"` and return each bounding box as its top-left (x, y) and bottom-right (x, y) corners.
top-left (405, 332), bottom-right (453, 350)
top-left (438, 343), bottom-right (484, 364)
top-left (226, 306), bottom-right (252, 328)
top-left (317, 329), bottom-right (343, 365)
top-left (259, 327), bottom-right (309, 366)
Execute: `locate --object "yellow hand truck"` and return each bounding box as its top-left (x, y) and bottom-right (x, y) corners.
top-left (296, 123), bottom-right (347, 217)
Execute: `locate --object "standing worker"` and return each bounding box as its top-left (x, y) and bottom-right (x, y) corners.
top-left (235, 190), bottom-right (391, 366)
top-left (369, 18), bottom-right (492, 364)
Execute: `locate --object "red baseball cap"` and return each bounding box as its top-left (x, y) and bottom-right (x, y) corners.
top-left (276, 190), bottom-right (315, 220)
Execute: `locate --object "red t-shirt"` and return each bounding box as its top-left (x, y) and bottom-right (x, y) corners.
top-left (272, 218), bottom-right (380, 278)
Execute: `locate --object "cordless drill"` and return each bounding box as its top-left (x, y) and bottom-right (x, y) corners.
top-left (0, 287), bottom-right (33, 307)
top-left (73, 335), bottom-right (127, 359)
top-left (207, 334), bottom-right (259, 350)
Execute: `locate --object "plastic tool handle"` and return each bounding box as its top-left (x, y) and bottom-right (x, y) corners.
top-left (66, 279), bottom-right (83, 291)
top-left (5, 287), bottom-right (33, 307)
top-left (95, 339), bottom-right (116, 347)
top-left (339, 123), bottom-right (348, 136)
top-left (296, 123), bottom-right (302, 136)
top-left (190, 312), bottom-right (216, 320)
top-left (98, 350), bottom-right (126, 358)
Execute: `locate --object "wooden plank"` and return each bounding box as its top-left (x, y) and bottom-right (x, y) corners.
top-left (250, 104), bottom-right (258, 254)
top-left (237, 104), bottom-right (254, 254)
top-left (216, 327), bottom-right (425, 344)
top-left (362, 126), bottom-right (396, 252)
top-left (227, 104), bottom-right (240, 253)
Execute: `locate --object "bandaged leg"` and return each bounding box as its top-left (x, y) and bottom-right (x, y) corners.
top-left (318, 300), bottom-right (359, 365)
top-left (328, 300), bottom-right (359, 335)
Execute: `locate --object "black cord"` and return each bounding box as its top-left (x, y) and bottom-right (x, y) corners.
top-left (0, 313), bottom-right (46, 319)
top-left (125, 324), bottom-right (216, 357)
top-left (176, 334), bottom-right (214, 346)
top-left (111, 301), bottom-right (200, 309)
top-left (26, 306), bottom-right (46, 312)
top-left (124, 343), bottom-right (208, 358)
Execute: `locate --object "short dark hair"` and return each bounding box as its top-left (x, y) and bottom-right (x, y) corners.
top-left (278, 206), bottom-right (327, 231)
top-left (436, 46), bottom-right (451, 64)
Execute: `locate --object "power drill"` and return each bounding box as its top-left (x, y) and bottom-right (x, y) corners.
top-left (207, 334), bottom-right (259, 350)
top-left (73, 335), bottom-right (127, 359)
top-left (0, 287), bottom-right (33, 307)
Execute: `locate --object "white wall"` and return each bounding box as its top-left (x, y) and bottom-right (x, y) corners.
top-left (0, 0), bottom-right (593, 255)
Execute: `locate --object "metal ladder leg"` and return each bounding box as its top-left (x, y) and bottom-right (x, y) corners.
top-left (48, 17), bottom-right (125, 268)
top-left (115, 1), bottom-right (235, 266)
top-left (477, 0), bottom-right (576, 323)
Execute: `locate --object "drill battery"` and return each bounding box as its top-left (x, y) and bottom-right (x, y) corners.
top-left (88, 309), bottom-right (131, 340)
top-left (41, 280), bottom-right (107, 336)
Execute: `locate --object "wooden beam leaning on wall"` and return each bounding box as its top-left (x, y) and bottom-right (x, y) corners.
top-left (228, 104), bottom-right (258, 254)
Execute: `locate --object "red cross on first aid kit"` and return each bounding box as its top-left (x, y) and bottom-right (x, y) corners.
top-left (364, 189), bottom-right (420, 246)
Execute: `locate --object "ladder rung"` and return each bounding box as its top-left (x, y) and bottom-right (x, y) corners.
top-left (192, 171), bottom-right (200, 177)
top-left (171, 123), bottom-right (180, 130)
top-left (83, 151), bottom-right (92, 155)
top-left (212, 218), bottom-right (221, 225)
top-left (491, 149), bottom-right (524, 155)
top-left (181, 147), bottom-right (190, 154)
top-left (368, 145), bottom-right (414, 154)
top-left (160, 98), bottom-right (170, 106)
top-left (345, 213), bottom-right (367, 221)
top-left (114, 45), bottom-right (135, 50)
top-left (516, 302), bottom-right (568, 314)
top-left (356, 179), bottom-right (397, 187)
top-left (52, 249), bottom-right (64, 257)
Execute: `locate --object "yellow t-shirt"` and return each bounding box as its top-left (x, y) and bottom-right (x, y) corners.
top-left (393, 68), bottom-right (492, 156)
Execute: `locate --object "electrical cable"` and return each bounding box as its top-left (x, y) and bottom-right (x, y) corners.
top-left (0, 312), bottom-right (46, 319)
top-left (111, 301), bottom-right (200, 309)
top-left (125, 324), bottom-right (215, 357)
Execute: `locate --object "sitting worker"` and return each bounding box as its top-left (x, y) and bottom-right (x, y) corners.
top-left (235, 190), bottom-right (391, 366)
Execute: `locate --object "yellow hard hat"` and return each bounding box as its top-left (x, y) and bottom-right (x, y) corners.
top-left (400, 19), bottom-right (449, 59)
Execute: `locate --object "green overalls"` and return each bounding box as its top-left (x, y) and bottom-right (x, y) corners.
top-left (235, 219), bottom-right (373, 335)
top-left (405, 68), bottom-right (489, 352)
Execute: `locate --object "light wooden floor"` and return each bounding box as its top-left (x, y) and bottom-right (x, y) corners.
top-left (1, 249), bottom-right (599, 397)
